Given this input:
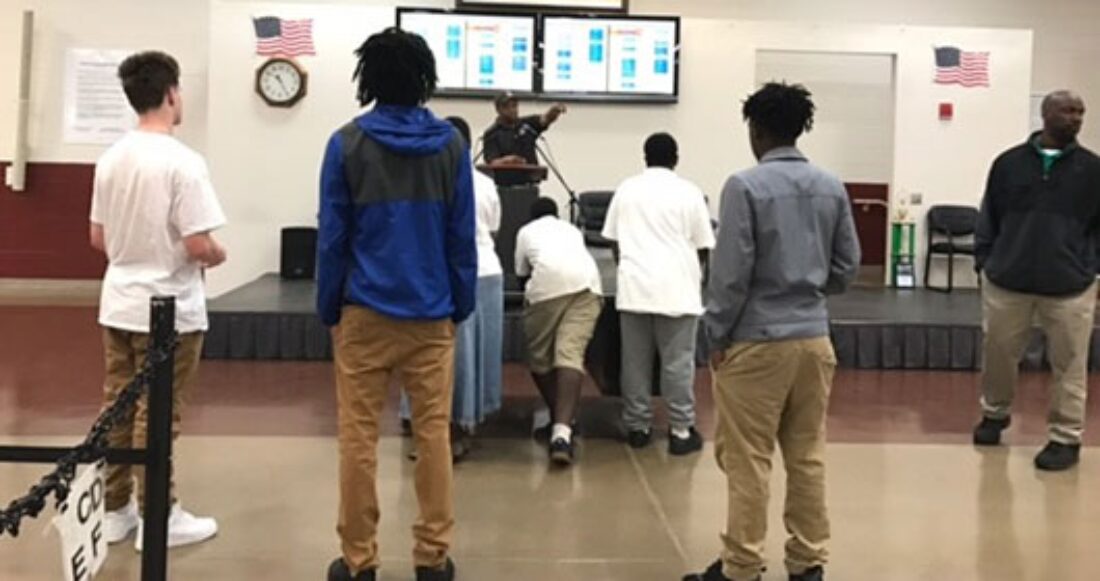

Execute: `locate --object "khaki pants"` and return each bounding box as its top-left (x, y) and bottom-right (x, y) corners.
top-left (102, 328), bottom-right (204, 512)
top-left (711, 337), bottom-right (835, 581)
top-left (980, 276), bottom-right (1097, 444)
top-left (522, 290), bottom-right (602, 375)
top-left (333, 306), bottom-right (455, 573)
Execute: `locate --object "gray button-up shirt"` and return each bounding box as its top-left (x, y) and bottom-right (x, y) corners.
top-left (704, 147), bottom-right (861, 352)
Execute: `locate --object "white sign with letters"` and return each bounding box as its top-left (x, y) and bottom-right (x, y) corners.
top-left (53, 461), bottom-right (108, 581)
top-left (63, 49), bottom-right (137, 145)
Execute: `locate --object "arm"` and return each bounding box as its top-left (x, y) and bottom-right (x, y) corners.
top-left (600, 189), bottom-right (621, 264)
top-left (316, 134), bottom-right (353, 327)
top-left (447, 150), bottom-right (478, 324)
top-left (183, 232), bottom-right (227, 267)
top-left (703, 177), bottom-right (756, 355)
top-left (974, 160), bottom-right (1001, 273)
top-left (825, 190), bottom-right (860, 294)
top-left (89, 223), bottom-right (105, 254)
top-left (540, 103), bottom-right (567, 128)
top-left (690, 189), bottom-right (717, 283)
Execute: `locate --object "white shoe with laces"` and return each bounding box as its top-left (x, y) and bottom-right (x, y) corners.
top-left (135, 504), bottom-right (218, 551)
top-left (104, 499), bottom-right (140, 544)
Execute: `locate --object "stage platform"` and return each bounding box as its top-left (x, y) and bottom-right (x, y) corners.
top-left (203, 273), bottom-right (1100, 372)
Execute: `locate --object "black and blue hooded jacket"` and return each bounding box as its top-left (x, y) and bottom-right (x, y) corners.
top-left (316, 105), bottom-right (477, 326)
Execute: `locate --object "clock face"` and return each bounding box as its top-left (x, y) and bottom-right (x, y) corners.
top-left (257, 59), bottom-right (306, 107)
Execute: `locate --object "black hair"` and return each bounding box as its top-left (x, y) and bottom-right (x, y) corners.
top-left (446, 116), bottom-right (471, 147)
top-left (742, 82), bottom-right (815, 142)
top-left (118, 51), bottom-right (180, 114)
top-left (353, 27), bottom-right (437, 107)
top-left (644, 132), bottom-right (678, 168)
top-left (530, 197), bottom-right (558, 220)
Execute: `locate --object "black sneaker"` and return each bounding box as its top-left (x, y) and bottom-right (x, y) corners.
top-left (972, 416), bottom-right (1010, 446)
top-left (682, 560), bottom-right (734, 581)
top-left (1034, 441), bottom-right (1081, 471)
top-left (549, 437), bottom-right (574, 466)
top-left (669, 427), bottom-right (704, 456)
top-left (626, 429), bottom-right (652, 449)
top-left (327, 558), bottom-right (376, 581)
top-left (415, 557), bottom-right (455, 581)
top-left (790, 565), bottom-right (824, 581)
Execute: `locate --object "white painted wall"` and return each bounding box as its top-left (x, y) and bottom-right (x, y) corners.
top-left (0, 0), bottom-right (1039, 293)
top-left (0, 0), bottom-right (210, 163)
top-left (755, 51), bottom-right (896, 185)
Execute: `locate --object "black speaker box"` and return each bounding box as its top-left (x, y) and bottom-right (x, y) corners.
top-left (280, 227), bottom-right (317, 279)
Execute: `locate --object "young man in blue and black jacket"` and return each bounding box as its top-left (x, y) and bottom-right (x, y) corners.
top-left (973, 90), bottom-right (1100, 472)
top-left (317, 28), bottom-right (476, 581)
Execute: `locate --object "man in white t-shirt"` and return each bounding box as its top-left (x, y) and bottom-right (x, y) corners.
top-left (515, 198), bottom-right (603, 466)
top-left (602, 133), bottom-right (716, 455)
top-left (89, 51), bottom-right (226, 550)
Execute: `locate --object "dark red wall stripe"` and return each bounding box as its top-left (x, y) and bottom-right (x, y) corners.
top-left (0, 162), bottom-right (106, 279)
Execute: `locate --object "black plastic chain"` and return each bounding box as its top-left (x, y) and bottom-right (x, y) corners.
top-left (0, 337), bottom-right (178, 538)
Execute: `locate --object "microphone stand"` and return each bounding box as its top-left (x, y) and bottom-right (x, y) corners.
top-left (534, 138), bottom-right (580, 223)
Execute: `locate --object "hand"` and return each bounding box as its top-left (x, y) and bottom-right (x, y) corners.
top-left (709, 350), bottom-right (725, 370)
top-left (205, 243), bottom-right (227, 268)
top-left (552, 103), bottom-right (567, 115)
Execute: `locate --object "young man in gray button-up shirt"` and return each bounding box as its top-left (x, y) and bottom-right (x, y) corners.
top-left (685, 83), bottom-right (860, 581)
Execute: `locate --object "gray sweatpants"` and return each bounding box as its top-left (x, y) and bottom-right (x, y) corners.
top-left (620, 311), bottom-right (698, 432)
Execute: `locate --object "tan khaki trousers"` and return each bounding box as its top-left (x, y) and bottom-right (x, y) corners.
top-left (102, 328), bottom-right (204, 512)
top-left (711, 337), bottom-right (835, 581)
top-left (333, 306), bottom-right (456, 574)
top-left (980, 276), bottom-right (1097, 444)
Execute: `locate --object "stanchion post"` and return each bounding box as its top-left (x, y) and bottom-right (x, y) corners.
top-left (141, 296), bottom-right (174, 581)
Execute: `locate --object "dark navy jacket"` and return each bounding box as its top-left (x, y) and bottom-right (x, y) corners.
top-left (976, 133), bottom-right (1100, 296)
top-left (316, 105), bottom-right (477, 326)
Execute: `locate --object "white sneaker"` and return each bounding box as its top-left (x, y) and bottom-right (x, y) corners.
top-left (104, 500), bottom-right (140, 544)
top-left (135, 504), bottom-right (218, 551)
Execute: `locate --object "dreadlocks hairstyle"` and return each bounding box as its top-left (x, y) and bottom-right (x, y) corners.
top-left (118, 51), bottom-right (180, 114)
top-left (352, 27), bottom-right (438, 107)
top-left (742, 82), bottom-right (816, 142)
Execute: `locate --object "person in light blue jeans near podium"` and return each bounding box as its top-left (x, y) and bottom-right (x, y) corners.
top-left (401, 116), bottom-right (505, 461)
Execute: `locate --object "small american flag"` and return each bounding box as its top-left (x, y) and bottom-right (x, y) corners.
top-left (253, 16), bottom-right (315, 57)
top-left (934, 47), bottom-right (989, 87)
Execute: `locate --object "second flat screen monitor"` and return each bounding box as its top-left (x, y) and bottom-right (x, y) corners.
top-left (542, 15), bottom-right (679, 101)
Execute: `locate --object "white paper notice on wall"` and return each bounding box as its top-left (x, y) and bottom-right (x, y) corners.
top-left (63, 49), bottom-right (137, 145)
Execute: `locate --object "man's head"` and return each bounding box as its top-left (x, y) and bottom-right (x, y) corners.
top-left (118, 51), bottom-right (182, 125)
top-left (353, 27), bottom-right (437, 107)
top-left (530, 197), bottom-right (558, 221)
top-left (495, 92), bottom-right (520, 124)
top-left (742, 82), bottom-right (815, 160)
top-left (1041, 90), bottom-right (1085, 146)
top-left (644, 132), bottom-right (678, 169)
top-left (446, 116), bottom-right (472, 147)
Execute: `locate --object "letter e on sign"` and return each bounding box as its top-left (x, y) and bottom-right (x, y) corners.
top-left (53, 462), bottom-right (109, 581)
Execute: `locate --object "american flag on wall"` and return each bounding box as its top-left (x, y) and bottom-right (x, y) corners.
top-left (934, 47), bottom-right (989, 87)
top-left (253, 17), bottom-right (315, 57)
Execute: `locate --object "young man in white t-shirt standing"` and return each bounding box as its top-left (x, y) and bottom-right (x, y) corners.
top-left (602, 133), bottom-right (716, 455)
top-left (90, 51), bottom-right (226, 550)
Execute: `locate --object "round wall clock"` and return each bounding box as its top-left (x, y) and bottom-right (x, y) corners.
top-left (255, 58), bottom-right (308, 108)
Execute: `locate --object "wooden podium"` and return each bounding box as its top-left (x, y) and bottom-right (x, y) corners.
top-left (477, 163), bottom-right (548, 292)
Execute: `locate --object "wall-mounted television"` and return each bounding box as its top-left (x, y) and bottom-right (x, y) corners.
top-left (397, 8), bottom-right (538, 96)
top-left (540, 14), bottom-right (679, 103)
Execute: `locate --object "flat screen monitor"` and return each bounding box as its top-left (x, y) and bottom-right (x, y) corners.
top-left (540, 14), bottom-right (679, 102)
top-left (397, 8), bottom-right (538, 96)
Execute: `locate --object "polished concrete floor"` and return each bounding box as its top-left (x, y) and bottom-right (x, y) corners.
top-left (4, 304), bottom-right (1100, 579)
top-left (3, 437), bottom-right (1100, 580)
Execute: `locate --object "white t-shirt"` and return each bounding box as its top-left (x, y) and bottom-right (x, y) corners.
top-left (515, 215), bottom-right (602, 305)
top-left (602, 167), bottom-right (716, 317)
top-left (473, 169), bottom-right (503, 278)
top-left (90, 131), bottom-right (227, 333)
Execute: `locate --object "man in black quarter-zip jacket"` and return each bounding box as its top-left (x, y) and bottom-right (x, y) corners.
top-left (972, 90), bottom-right (1100, 471)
